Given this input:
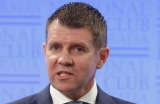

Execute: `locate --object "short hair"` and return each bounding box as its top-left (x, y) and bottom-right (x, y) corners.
top-left (46, 2), bottom-right (107, 50)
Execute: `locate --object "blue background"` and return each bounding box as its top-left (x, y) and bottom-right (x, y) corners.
top-left (0, 0), bottom-right (158, 104)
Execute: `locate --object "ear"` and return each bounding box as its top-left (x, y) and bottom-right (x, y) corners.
top-left (42, 42), bottom-right (47, 62)
top-left (96, 47), bottom-right (110, 69)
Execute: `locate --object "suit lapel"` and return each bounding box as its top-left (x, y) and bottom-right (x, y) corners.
top-left (96, 85), bottom-right (116, 104)
top-left (30, 84), bottom-right (52, 104)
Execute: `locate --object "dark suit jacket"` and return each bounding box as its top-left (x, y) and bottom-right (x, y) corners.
top-left (8, 84), bottom-right (134, 104)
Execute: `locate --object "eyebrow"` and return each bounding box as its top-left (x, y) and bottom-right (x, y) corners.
top-left (48, 40), bottom-right (88, 47)
top-left (70, 41), bottom-right (87, 46)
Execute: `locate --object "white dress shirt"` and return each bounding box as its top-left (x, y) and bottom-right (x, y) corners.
top-left (50, 80), bottom-right (98, 104)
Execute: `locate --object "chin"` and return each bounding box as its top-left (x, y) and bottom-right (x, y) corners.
top-left (53, 83), bottom-right (75, 92)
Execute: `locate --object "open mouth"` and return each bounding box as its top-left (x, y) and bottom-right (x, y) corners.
top-left (59, 72), bottom-right (70, 77)
top-left (58, 71), bottom-right (73, 78)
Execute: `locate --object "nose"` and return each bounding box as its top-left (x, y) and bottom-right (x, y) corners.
top-left (57, 50), bottom-right (73, 66)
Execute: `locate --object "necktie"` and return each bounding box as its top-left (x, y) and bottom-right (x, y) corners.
top-left (66, 101), bottom-right (88, 104)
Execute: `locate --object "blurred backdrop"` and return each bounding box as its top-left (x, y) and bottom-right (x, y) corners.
top-left (0, 0), bottom-right (159, 104)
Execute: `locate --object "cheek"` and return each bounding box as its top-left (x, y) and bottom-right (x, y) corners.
top-left (75, 55), bottom-right (97, 76)
top-left (46, 54), bottom-right (58, 70)
top-left (86, 55), bottom-right (99, 77)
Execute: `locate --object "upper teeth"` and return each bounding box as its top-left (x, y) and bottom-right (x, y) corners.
top-left (60, 72), bottom-right (68, 77)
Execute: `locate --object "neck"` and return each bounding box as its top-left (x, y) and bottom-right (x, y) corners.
top-left (63, 79), bottom-right (94, 100)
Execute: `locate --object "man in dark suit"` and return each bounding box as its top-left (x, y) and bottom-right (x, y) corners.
top-left (8, 2), bottom-right (133, 104)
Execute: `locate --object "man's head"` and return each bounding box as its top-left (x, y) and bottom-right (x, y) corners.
top-left (46, 2), bottom-right (107, 50)
top-left (43, 2), bottom-right (109, 100)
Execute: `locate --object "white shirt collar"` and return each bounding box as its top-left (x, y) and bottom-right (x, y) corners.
top-left (50, 80), bottom-right (97, 104)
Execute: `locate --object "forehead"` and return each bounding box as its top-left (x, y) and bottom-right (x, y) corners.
top-left (47, 20), bottom-right (93, 44)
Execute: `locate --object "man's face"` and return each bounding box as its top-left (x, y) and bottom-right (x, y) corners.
top-left (43, 20), bottom-right (109, 99)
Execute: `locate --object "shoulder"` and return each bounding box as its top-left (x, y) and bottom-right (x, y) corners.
top-left (111, 96), bottom-right (134, 104)
top-left (96, 85), bottom-right (134, 104)
top-left (7, 84), bottom-right (52, 104)
top-left (7, 94), bottom-right (36, 104)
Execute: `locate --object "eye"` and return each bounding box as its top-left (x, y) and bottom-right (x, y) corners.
top-left (50, 44), bottom-right (61, 51)
top-left (74, 46), bottom-right (85, 52)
